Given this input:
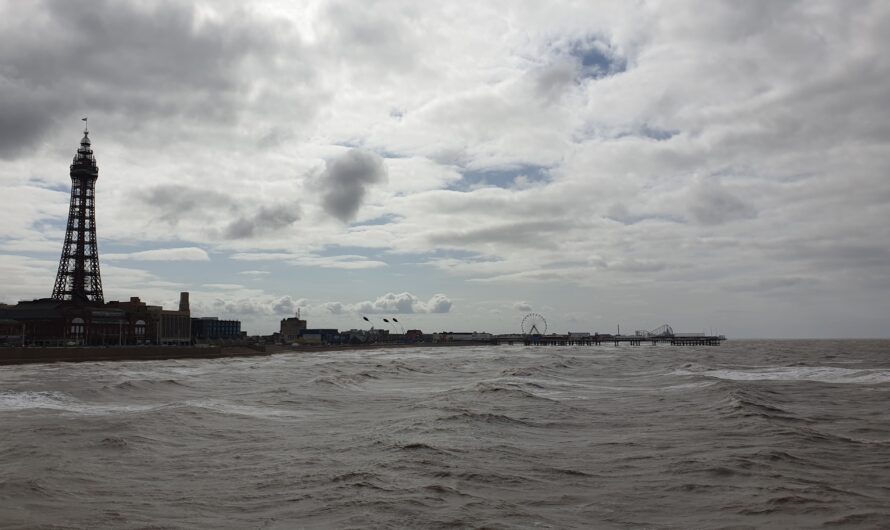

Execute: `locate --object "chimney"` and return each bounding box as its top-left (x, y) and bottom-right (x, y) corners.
top-left (179, 292), bottom-right (190, 313)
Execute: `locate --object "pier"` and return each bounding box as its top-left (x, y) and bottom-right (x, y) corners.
top-left (500, 324), bottom-right (726, 347)
top-left (509, 334), bottom-right (726, 347)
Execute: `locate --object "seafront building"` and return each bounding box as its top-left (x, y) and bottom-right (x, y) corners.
top-left (279, 311), bottom-right (308, 342)
top-left (192, 317), bottom-right (243, 341)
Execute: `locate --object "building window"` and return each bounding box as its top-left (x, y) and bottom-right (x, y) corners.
top-left (71, 318), bottom-right (85, 339)
top-left (135, 320), bottom-right (146, 337)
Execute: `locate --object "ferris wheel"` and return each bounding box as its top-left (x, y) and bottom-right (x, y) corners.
top-left (521, 313), bottom-right (548, 335)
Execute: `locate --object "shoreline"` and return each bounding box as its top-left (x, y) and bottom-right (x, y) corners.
top-left (0, 342), bottom-right (494, 366)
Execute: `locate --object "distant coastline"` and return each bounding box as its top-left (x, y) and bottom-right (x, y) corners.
top-left (0, 342), bottom-right (493, 366)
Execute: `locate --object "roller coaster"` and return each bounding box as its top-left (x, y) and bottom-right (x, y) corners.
top-left (636, 324), bottom-right (674, 338)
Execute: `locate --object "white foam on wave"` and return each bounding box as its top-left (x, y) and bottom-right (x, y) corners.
top-left (662, 380), bottom-right (720, 391)
top-left (0, 390), bottom-right (163, 415)
top-left (0, 391), bottom-right (311, 420)
top-left (697, 366), bottom-right (890, 384)
top-left (182, 399), bottom-right (310, 420)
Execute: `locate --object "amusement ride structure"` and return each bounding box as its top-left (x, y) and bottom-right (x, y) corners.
top-left (521, 313), bottom-right (547, 335)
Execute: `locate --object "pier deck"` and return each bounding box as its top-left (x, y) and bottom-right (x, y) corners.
top-left (502, 335), bottom-right (726, 346)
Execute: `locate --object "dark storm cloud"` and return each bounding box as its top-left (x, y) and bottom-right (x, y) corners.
top-left (688, 181), bottom-right (757, 225)
top-left (138, 184), bottom-right (237, 225)
top-left (320, 149), bottom-right (387, 223)
top-left (0, 0), bottom-right (283, 158)
top-left (0, 84), bottom-right (64, 159)
top-left (137, 184), bottom-right (300, 239)
top-left (224, 205), bottom-right (301, 240)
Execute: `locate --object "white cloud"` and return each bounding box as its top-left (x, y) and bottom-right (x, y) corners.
top-left (103, 248), bottom-right (210, 262)
top-left (425, 293), bottom-right (453, 314)
top-left (323, 292), bottom-right (453, 315)
top-left (231, 251), bottom-right (388, 270)
top-left (202, 283), bottom-right (244, 290)
top-left (0, 254), bottom-right (58, 303)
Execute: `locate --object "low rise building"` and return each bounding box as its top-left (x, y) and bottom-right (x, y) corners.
top-left (104, 292), bottom-right (191, 345)
top-left (405, 329), bottom-right (424, 343)
top-left (192, 316), bottom-right (242, 341)
top-left (299, 328), bottom-right (340, 344)
top-left (280, 311), bottom-right (307, 342)
top-left (0, 298), bottom-right (128, 346)
top-left (147, 292), bottom-right (191, 345)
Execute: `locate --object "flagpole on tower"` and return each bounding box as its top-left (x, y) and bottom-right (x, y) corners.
top-left (82, 116), bottom-right (88, 133)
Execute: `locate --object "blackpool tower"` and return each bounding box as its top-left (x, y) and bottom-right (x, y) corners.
top-left (51, 120), bottom-right (105, 304)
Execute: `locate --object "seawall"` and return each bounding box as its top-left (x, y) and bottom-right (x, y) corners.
top-left (0, 341), bottom-right (501, 366)
top-left (0, 345), bottom-right (269, 366)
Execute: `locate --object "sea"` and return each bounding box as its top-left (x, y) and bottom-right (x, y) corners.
top-left (1, 340), bottom-right (889, 529)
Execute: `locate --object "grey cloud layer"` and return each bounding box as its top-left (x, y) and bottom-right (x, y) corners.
top-left (135, 184), bottom-right (300, 241)
top-left (0, 0), bottom-right (300, 157)
top-left (224, 205), bottom-right (301, 240)
top-left (2, 1), bottom-right (889, 337)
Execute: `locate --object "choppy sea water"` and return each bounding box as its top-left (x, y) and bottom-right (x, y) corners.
top-left (1, 340), bottom-right (889, 529)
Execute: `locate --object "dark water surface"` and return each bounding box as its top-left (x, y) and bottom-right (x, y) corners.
top-left (1, 340), bottom-right (889, 529)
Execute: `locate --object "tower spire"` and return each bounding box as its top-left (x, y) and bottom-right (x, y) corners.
top-left (51, 121), bottom-right (104, 304)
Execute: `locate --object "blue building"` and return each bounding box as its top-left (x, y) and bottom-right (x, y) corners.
top-left (300, 328), bottom-right (340, 344)
top-left (191, 317), bottom-right (241, 340)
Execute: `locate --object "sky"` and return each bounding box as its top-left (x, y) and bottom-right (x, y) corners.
top-left (1, 0), bottom-right (889, 338)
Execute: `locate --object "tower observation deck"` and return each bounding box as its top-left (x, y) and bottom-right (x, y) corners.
top-left (51, 120), bottom-right (104, 304)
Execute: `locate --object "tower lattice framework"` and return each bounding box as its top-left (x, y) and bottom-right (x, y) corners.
top-left (51, 123), bottom-right (104, 304)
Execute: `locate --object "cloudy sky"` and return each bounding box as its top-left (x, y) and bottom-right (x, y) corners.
top-left (1, 0), bottom-right (888, 338)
